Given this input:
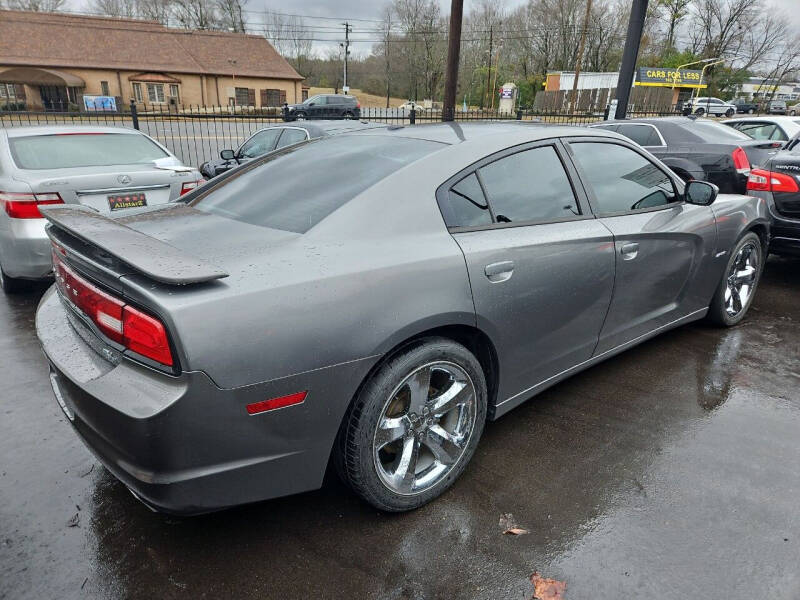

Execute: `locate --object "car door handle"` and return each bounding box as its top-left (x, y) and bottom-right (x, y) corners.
top-left (484, 261), bottom-right (515, 283)
top-left (620, 242), bottom-right (639, 260)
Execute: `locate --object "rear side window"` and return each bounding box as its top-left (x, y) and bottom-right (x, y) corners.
top-left (191, 135), bottom-right (442, 233)
top-left (275, 128), bottom-right (308, 149)
top-left (441, 173), bottom-right (492, 227)
top-left (478, 146), bottom-right (579, 223)
top-left (9, 133), bottom-right (168, 169)
top-left (617, 124), bottom-right (662, 146)
top-left (570, 142), bottom-right (678, 215)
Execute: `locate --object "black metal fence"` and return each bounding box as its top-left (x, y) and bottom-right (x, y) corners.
top-left (1, 100), bottom-right (682, 168)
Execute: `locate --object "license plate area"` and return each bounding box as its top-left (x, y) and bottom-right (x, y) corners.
top-left (108, 192), bottom-right (147, 211)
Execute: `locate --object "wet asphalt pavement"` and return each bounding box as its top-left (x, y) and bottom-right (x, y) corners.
top-left (1, 257), bottom-right (799, 600)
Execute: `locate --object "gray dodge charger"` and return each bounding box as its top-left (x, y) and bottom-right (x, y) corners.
top-left (36, 123), bottom-right (769, 514)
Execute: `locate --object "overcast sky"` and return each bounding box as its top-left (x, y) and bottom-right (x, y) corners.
top-left (254, 0), bottom-right (800, 57)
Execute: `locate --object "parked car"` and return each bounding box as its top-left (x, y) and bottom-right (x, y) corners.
top-left (590, 117), bottom-right (782, 193)
top-left (398, 101), bottom-right (426, 111)
top-left (36, 122), bottom-right (769, 515)
top-left (0, 125), bottom-right (202, 293)
top-left (746, 131), bottom-right (800, 256)
top-left (684, 97), bottom-right (737, 117)
top-left (767, 100), bottom-right (788, 115)
top-left (200, 121), bottom-right (386, 179)
top-left (723, 116), bottom-right (800, 142)
top-left (283, 94), bottom-right (361, 121)
top-left (731, 98), bottom-right (759, 114)
top-left (789, 102), bottom-right (800, 116)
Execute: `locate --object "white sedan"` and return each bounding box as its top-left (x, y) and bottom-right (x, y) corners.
top-left (723, 116), bottom-right (800, 142)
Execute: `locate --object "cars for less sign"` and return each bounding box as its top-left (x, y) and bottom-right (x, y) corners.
top-left (635, 68), bottom-right (707, 88)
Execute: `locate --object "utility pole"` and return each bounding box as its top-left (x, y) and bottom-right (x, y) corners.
top-left (614, 0), bottom-right (649, 119)
top-left (485, 24), bottom-right (493, 109)
top-left (569, 0), bottom-right (593, 113)
top-left (341, 22), bottom-right (352, 92)
top-left (442, 0), bottom-right (464, 121)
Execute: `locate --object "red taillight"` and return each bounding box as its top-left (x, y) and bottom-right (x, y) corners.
top-left (123, 305), bottom-right (173, 366)
top-left (356, 102), bottom-right (361, 109)
top-left (53, 252), bottom-right (173, 366)
top-left (180, 179), bottom-right (205, 195)
top-left (1, 191), bottom-right (64, 219)
top-left (732, 147), bottom-right (750, 174)
top-left (246, 391), bottom-right (307, 415)
top-left (747, 168), bottom-right (800, 193)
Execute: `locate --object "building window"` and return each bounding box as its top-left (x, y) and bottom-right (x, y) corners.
top-left (100, 81), bottom-right (110, 96)
top-left (235, 87), bottom-right (251, 106)
top-left (0, 83), bottom-right (12, 98)
top-left (261, 89), bottom-right (281, 106)
top-left (132, 82), bottom-right (143, 102)
top-left (169, 84), bottom-right (180, 102)
top-left (147, 83), bottom-right (165, 103)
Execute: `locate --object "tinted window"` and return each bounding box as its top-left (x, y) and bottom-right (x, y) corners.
top-left (683, 120), bottom-right (751, 142)
top-left (9, 133), bottom-right (168, 169)
top-left (617, 124), bottom-right (662, 146)
top-left (571, 142), bottom-right (678, 215)
top-left (478, 146), bottom-right (578, 223)
top-left (191, 135), bottom-right (442, 233)
top-left (239, 129), bottom-right (282, 158)
top-left (440, 173), bottom-right (492, 227)
top-left (275, 128), bottom-right (308, 149)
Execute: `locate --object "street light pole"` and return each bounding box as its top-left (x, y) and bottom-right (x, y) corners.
top-left (614, 0), bottom-right (649, 120)
top-left (341, 22), bottom-right (351, 92)
top-left (442, 0), bottom-right (464, 122)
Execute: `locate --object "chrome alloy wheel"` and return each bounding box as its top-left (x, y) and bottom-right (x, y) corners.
top-left (724, 240), bottom-right (759, 317)
top-left (373, 362), bottom-right (477, 496)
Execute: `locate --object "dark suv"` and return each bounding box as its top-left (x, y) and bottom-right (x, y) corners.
top-left (284, 94), bottom-right (361, 121)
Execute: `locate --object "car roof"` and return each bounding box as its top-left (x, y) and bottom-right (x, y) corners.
top-left (343, 121), bottom-right (623, 146)
top-left (2, 124), bottom-right (141, 138)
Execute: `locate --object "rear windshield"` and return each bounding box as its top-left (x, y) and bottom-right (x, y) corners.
top-left (190, 135), bottom-right (443, 233)
top-left (9, 133), bottom-right (169, 169)
top-left (683, 121), bottom-right (752, 142)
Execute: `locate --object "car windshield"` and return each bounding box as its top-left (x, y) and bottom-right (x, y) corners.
top-left (684, 120), bottom-right (752, 142)
top-left (190, 135), bottom-right (443, 233)
top-left (8, 133), bottom-right (169, 169)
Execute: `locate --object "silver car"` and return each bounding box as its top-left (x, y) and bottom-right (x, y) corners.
top-left (36, 123), bottom-right (769, 515)
top-left (0, 125), bottom-right (203, 292)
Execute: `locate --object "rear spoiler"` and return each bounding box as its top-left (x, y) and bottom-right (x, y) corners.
top-left (39, 205), bottom-right (228, 285)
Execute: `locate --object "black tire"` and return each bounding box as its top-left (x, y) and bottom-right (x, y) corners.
top-left (748, 108), bottom-right (755, 114)
top-left (725, 108), bottom-right (735, 117)
top-left (335, 337), bottom-right (487, 512)
top-left (0, 265), bottom-right (30, 294)
top-left (791, 110), bottom-right (797, 116)
top-left (695, 107), bottom-right (705, 116)
top-left (343, 111), bottom-right (354, 120)
top-left (707, 232), bottom-right (764, 327)
top-left (294, 111), bottom-right (307, 120)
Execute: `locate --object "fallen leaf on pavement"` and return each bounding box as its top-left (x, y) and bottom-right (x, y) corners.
top-left (530, 572), bottom-right (567, 600)
top-left (499, 513), bottom-right (529, 535)
top-left (67, 513), bottom-right (80, 528)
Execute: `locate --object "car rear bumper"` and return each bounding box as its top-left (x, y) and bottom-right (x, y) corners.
top-left (764, 195), bottom-right (800, 255)
top-left (0, 217), bottom-right (52, 279)
top-left (36, 286), bottom-right (374, 514)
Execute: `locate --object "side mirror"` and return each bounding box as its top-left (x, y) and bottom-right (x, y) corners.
top-left (308, 102), bottom-right (315, 106)
top-left (685, 180), bottom-right (718, 206)
top-left (220, 149), bottom-right (235, 160)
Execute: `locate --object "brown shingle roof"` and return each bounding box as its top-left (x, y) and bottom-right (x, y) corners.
top-left (0, 10), bottom-right (304, 80)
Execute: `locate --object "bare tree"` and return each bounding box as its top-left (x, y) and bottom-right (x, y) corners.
top-left (135, 0), bottom-right (172, 23)
top-left (216, 0), bottom-right (246, 32)
top-left (6, 0), bottom-right (66, 10)
top-left (172, 0), bottom-right (219, 29)
top-left (95, 0), bottom-right (137, 18)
